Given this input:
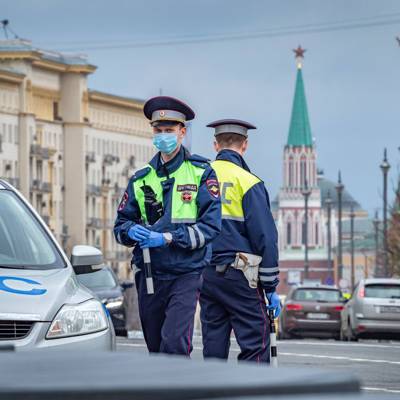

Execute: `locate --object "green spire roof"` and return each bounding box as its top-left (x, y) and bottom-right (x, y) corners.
top-left (287, 67), bottom-right (313, 147)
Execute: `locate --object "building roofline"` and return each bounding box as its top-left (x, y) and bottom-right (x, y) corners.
top-left (0, 39), bottom-right (97, 75)
top-left (88, 90), bottom-right (145, 111)
top-left (32, 58), bottom-right (97, 74)
top-left (0, 68), bottom-right (25, 83)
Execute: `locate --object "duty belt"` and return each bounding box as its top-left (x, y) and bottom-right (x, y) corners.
top-left (215, 252), bottom-right (263, 288)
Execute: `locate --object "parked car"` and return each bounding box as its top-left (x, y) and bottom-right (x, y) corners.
top-left (77, 266), bottom-right (131, 336)
top-left (340, 278), bottom-right (400, 341)
top-left (0, 179), bottom-right (116, 351)
top-left (279, 285), bottom-right (345, 339)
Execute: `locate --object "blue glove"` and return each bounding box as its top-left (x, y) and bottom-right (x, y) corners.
top-left (128, 225), bottom-right (150, 242)
top-left (139, 231), bottom-right (165, 248)
top-left (266, 292), bottom-right (281, 318)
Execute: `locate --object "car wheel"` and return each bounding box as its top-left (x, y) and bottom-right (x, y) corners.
top-left (116, 328), bottom-right (128, 337)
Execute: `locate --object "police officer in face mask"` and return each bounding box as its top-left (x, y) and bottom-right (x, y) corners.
top-left (114, 96), bottom-right (221, 356)
top-left (200, 119), bottom-right (280, 363)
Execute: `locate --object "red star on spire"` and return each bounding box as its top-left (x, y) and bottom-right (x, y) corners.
top-left (293, 45), bottom-right (306, 59)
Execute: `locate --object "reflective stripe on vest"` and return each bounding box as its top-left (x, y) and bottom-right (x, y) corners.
top-left (133, 161), bottom-right (205, 224)
top-left (211, 160), bottom-right (260, 221)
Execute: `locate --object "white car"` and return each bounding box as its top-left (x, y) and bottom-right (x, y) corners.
top-left (0, 179), bottom-right (116, 351)
top-left (340, 278), bottom-right (400, 341)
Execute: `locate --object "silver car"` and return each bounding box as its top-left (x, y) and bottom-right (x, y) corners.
top-left (0, 179), bottom-right (116, 351)
top-left (340, 278), bottom-right (400, 341)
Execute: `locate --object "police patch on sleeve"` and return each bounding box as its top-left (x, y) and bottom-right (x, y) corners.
top-left (206, 179), bottom-right (220, 198)
top-left (118, 191), bottom-right (129, 211)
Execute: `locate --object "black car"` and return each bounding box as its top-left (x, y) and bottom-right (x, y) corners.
top-left (77, 266), bottom-right (131, 336)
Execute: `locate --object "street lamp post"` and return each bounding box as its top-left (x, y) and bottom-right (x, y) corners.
top-left (302, 179), bottom-right (312, 281)
top-left (380, 148), bottom-right (390, 278)
top-left (373, 210), bottom-right (380, 277)
top-left (350, 204), bottom-right (355, 292)
top-left (335, 171), bottom-right (345, 284)
top-left (325, 191), bottom-right (333, 282)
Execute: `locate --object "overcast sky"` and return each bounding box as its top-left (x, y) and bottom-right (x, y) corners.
top-left (3, 0), bottom-right (400, 215)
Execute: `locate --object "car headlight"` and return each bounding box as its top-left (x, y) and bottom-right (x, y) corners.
top-left (46, 299), bottom-right (108, 339)
top-left (105, 296), bottom-right (124, 310)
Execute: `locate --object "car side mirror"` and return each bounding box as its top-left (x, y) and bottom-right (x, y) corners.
top-left (71, 245), bottom-right (104, 275)
top-left (121, 281), bottom-right (134, 291)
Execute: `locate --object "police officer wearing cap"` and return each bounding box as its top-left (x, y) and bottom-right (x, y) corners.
top-left (114, 97), bottom-right (221, 356)
top-left (199, 119), bottom-right (280, 363)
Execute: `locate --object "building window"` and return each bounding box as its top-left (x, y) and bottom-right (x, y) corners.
top-left (8, 124), bottom-right (12, 142)
top-left (53, 102), bottom-right (61, 121)
top-left (288, 157), bottom-right (293, 187)
top-left (300, 156), bottom-right (307, 187)
top-left (286, 222), bottom-right (292, 245)
top-left (14, 125), bottom-right (18, 144)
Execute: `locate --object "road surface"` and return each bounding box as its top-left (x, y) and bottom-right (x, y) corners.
top-left (117, 336), bottom-right (400, 397)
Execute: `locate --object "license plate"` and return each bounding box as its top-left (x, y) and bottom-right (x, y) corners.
top-left (380, 306), bottom-right (400, 313)
top-left (307, 313), bottom-right (329, 319)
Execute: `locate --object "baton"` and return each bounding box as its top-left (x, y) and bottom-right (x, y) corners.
top-left (142, 247), bottom-right (154, 295)
top-left (268, 309), bottom-right (278, 367)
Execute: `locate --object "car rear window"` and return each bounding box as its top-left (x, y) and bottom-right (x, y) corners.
top-left (365, 284), bottom-right (400, 299)
top-left (293, 289), bottom-right (341, 302)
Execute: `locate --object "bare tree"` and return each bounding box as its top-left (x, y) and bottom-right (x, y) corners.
top-left (388, 176), bottom-right (400, 277)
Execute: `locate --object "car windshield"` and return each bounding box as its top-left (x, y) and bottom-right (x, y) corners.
top-left (365, 284), bottom-right (400, 299)
top-left (0, 190), bottom-right (65, 269)
top-left (293, 289), bottom-right (341, 302)
top-left (77, 269), bottom-right (117, 289)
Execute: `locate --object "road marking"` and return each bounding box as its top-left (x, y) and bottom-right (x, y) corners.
top-left (119, 343), bottom-right (400, 365)
top-left (281, 340), bottom-right (400, 350)
top-left (278, 352), bottom-right (400, 365)
top-left (118, 342), bottom-right (400, 394)
top-left (363, 387), bottom-right (400, 394)
top-left (118, 342), bottom-right (206, 351)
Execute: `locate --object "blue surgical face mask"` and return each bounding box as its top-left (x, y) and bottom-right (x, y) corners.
top-left (153, 133), bottom-right (178, 154)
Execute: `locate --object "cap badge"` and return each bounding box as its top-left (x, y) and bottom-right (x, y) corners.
top-left (159, 110), bottom-right (165, 117)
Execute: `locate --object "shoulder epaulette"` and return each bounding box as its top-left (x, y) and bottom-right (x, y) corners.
top-left (187, 153), bottom-right (210, 169)
top-left (132, 166), bottom-right (151, 181)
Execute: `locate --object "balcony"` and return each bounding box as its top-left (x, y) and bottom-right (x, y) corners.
top-left (101, 179), bottom-right (112, 192)
top-left (30, 144), bottom-right (57, 160)
top-left (42, 182), bottom-right (52, 193)
top-left (86, 217), bottom-right (103, 229)
top-left (0, 177), bottom-right (20, 189)
top-left (86, 184), bottom-right (102, 196)
top-left (103, 219), bottom-right (115, 229)
top-left (102, 154), bottom-right (119, 166)
top-left (85, 152), bottom-right (96, 164)
top-left (31, 179), bottom-right (41, 191)
top-left (30, 180), bottom-right (52, 193)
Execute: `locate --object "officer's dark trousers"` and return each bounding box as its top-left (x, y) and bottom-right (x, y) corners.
top-left (135, 271), bottom-right (201, 356)
top-left (200, 265), bottom-right (270, 363)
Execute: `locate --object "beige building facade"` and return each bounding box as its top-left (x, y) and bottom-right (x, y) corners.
top-left (0, 39), bottom-right (154, 277)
